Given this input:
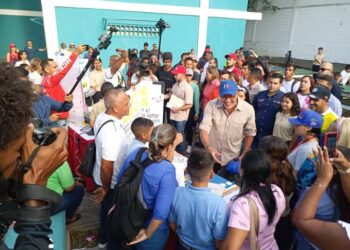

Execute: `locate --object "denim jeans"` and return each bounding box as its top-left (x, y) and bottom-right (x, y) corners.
top-left (53, 185), bottom-right (84, 218)
top-left (99, 188), bottom-right (116, 244)
top-left (169, 120), bottom-right (187, 154)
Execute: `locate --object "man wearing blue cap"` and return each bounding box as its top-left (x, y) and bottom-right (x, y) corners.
top-left (199, 80), bottom-right (256, 179)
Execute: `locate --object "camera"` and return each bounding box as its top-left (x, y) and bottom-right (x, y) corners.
top-left (137, 63), bottom-right (151, 77)
top-left (156, 19), bottom-right (171, 30)
top-left (128, 48), bottom-right (138, 61)
top-left (32, 128), bottom-right (57, 146)
top-left (140, 69), bottom-right (150, 77)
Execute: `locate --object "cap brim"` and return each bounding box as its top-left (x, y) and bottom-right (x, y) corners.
top-left (309, 94), bottom-right (319, 100)
top-left (288, 117), bottom-right (304, 126)
top-left (220, 90), bottom-right (237, 97)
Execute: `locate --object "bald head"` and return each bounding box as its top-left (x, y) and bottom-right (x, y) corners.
top-left (104, 89), bottom-right (130, 119)
top-left (320, 62), bottom-right (333, 75)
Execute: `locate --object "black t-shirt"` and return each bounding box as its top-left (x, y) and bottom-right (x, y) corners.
top-left (156, 66), bottom-right (175, 93)
top-left (139, 49), bottom-right (151, 59)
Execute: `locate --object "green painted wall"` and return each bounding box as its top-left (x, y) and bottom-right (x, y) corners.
top-left (0, 0), bottom-right (42, 11)
top-left (0, 0), bottom-right (46, 60)
top-left (55, 7), bottom-right (200, 67)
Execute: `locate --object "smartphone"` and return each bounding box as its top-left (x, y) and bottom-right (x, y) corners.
top-left (243, 50), bottom-right (251, 57)
top-left (324, 132), bottom-right (337, 158)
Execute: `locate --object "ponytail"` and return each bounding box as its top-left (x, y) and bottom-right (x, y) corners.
top-left (236, 149), bottom-right (278, 225)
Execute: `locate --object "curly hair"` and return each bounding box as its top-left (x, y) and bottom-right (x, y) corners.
top-left (282, 92), bottom-right (301, 116)
top-left (0, 62), bottom-right (35, 149)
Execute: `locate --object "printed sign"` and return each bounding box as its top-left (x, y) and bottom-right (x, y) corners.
top-left (123, 81), bottom-right (164, 138)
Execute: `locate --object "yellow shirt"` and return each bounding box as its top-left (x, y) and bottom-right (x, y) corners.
top-left (321, 108), bottom-right (338, 133)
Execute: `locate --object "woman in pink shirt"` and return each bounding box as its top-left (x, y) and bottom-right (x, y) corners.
top-left (222, 150), bottom-right (285, 250)
top-left (6, 43), bottom-right (18, 65)
top-left (200, 66), bottom-right (220, 110)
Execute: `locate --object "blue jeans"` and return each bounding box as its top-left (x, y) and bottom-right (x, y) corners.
top-left (136, 228), bottom-right (169, 250)
top-left (169, 120), bottom-right (186, 154)
top-left (53, 185), bottom-right (84, 218)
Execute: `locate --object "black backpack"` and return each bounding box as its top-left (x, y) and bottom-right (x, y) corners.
top-left (79, 120), bottom-right (113, 177)
top-left (107, 147), bottom-right (154, 243)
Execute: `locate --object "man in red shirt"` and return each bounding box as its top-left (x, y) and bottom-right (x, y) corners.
top-left (41, 45), bottom-right (85, 124)
top-left (224, 53), bottom-right (243, 78)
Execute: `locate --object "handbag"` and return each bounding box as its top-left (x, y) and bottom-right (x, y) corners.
top-left (246, 196), bottom-right (260, 250)
top-left (79, 119), bottom-right (113, 177)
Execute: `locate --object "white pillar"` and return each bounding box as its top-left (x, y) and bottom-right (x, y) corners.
top-left (42, 0), bottom-right (59, 58)
top-left (288, 0), bottom-right (298, 51)
top-left (197, 0), bottom-right (209, 56)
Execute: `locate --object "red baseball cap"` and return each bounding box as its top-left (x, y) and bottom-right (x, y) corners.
top-left (9, 43), bottom-right (16, 49)
top-left (171, 65), bottom-right (186, 75)
top-left (225, 53), bottom-right (237, 61)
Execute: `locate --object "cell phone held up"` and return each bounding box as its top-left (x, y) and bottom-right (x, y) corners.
top-left (243, 50), bottom-right (251, 57)
top-left (324, 132), bottom-right (337, 158)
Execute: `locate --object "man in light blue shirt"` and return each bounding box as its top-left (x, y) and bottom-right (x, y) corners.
top-left (169, 149), bottom-right (228, 250)
top-left (317, 74), bottom-right (342, 116)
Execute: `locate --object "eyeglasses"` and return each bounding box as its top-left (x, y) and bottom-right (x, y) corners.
top-left (319, 68), bottom-right (331, 71)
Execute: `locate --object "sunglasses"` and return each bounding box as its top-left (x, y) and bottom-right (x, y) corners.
top-left (319, 68), bottom-right (331, 71)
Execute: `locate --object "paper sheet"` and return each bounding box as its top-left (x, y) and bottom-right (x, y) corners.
top-left (172, 156), bottom-right (188, 187)
top-left (166, 94), bottom-right (185, 109)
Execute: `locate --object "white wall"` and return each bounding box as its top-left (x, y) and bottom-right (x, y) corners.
top-left (244, 0), bottom-right (350, 63)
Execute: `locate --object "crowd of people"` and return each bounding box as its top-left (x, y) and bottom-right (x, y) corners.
top-left (1, 39), bottom-right (350, 250)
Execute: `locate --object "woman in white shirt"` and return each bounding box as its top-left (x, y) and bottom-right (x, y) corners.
top-left (296, 76), bottom-right (315, 111)
top-left (14, 50), bottom-right (30, 67)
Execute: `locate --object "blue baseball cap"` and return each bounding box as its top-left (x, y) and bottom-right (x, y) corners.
top-left (288, 110), bottom-right (323, 128)
top-left (219, 80), bottom-right (238, 97)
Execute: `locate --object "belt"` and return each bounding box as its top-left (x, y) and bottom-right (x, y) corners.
top-left (179, 239), bottom-right (196, 250)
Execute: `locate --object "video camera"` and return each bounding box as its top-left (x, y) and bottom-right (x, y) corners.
top-left (98, 26), bottom-right (118, 50)
top-left (136, 62), bottom-right (151, 77)
top-left (128, 48), bottom-right (138, 61)
top-left (31, 118), bottom-right (57, 146)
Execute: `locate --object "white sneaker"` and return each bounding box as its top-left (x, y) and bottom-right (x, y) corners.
top-left (98, 242), bottom-right (107, 249)
top-left (186, 145), bottom-right (192, 154)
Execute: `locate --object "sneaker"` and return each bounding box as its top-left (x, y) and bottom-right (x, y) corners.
top-left (186, 145), bottom-right (192, 154)
top-left (98, 242), bottom-right (107, 249)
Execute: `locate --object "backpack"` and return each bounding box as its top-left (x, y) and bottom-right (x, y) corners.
top-left (79, 119), bottom-right (113, 177)
top-left (291, 79), bottom-right (298, 93)
top-left (107, 147), bottom-right (154, 243)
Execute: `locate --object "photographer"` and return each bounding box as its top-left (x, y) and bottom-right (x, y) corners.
top-left (130, 62), bottom-right (158, 86)
top-left (0, 62), bottom-right (68, 249)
